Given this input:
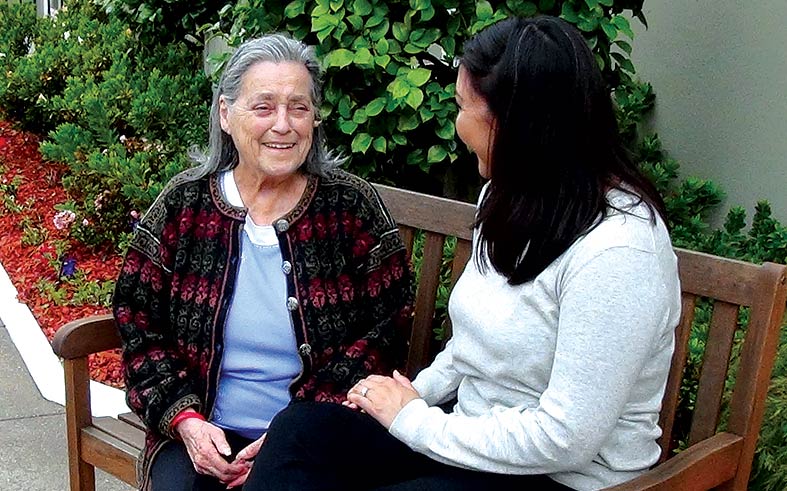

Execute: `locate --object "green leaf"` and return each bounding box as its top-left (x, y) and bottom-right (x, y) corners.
top-left (435, 119), bottom-right (455, 140)
top-left (346, 14), bottom-right (364, 30)
top-left (598, 0), bottom-right (613, 5)
top-left (338, 96), bottom-right (353, 118)
top-left (312, 14), bottom-right (340, 31)
top-left (397, 113), bottom-right (419, 131)
top-left (584, 0), bottom-right (599, 9)
top-left (409, 0), bottom-right (431, 11)
top-left (284, 0), bottom-right (306, 18)
top-left (403, 43), bottom-right (420, 54)
top-left (611, 52), bottom-right (635, 73)
top-left (538, 0), bottom-right (555, 10)
top-left (375, 38), bottom-right (390, 55)
top-left (476, 0), bottom-right (494, 20)
top-left (392, 133), bottom-right (407, 145)
top-left (427, 145), bottom-right (448, 163)
top-left (387, 78), bottom-right (411, 99)
top-left (325, 48), bottom-right (355, 68)
top-left (447, 15), bottom-right (460, 36)
top-left (365, 13), bottom-right (385, 28)
top-left (560, 2), bottom-right (579, 23)
top-left (366, 97), bottom-right (387, 116)
top-left (392, 22), bottom-right (409, 42)
top-left (351, 132), bottom-right (373, 153)
top-left (615, 39), bottom-right (633, 55)
top-left (442, 37), bottom-right (456, 57)
top-left (372, 136), bottom-right (387, 153)
top-left (338, 119), bottom-right (358, 134)
top-left (405, 88), bottom-right (424, 109)
top-left (312, 2), bottom-right (330, 16)
top-left (375, 54), bottom-right (391, 68)
top-left (577, 13), bottom-right (599, 32)
top-left (352, 0), bottom-right (373, 16)
top-left (368, 20), bottom-right (390, 41)
top-left (595, 52), bottom-right (605, 71)
top-left (352, 36), bottom-right (371, 50)
top-left (420, 5), bottom-right (435, 21)
top-left (405, 68), bottom-right (431, 87)
top-left (354, 48), bottom-right (374, 66)
top-left (352, 108), bottom-right (369, 123)
top-left (612, 15), bottom-right (634, 39)
top-left (418, 107), bottom-right (434, 121)
top-left (600, 18), bottom-right (617, 40)
top-left (329, 0), bottom-right (344, 12)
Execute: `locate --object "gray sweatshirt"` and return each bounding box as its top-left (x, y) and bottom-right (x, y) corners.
top-left (389, 188), bottom-right (681, 490)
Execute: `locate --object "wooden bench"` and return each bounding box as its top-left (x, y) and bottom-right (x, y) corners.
top-left (52, 184), bottom-right (787, 491)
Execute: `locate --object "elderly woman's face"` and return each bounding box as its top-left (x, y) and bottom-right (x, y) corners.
top-left (220, 61), bottom-right (317, 180)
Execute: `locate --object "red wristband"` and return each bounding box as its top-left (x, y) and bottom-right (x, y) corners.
top-left (170, 410), bottom-right (205, 430)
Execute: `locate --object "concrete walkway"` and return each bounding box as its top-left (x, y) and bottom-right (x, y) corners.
top-left (0, 318), bottom-right (133, 491)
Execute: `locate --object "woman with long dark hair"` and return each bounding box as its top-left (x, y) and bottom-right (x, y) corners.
top-left (242, 16), bottom-right (680, 491)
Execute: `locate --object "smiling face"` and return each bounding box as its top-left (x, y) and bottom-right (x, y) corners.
top-left (455, 66), bottom-right (495, 179)
top-left (219, 61), bottom-right (317, 182)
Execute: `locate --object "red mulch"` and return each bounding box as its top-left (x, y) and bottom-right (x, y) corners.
top-left (0, 119), bottom-right (124, 387)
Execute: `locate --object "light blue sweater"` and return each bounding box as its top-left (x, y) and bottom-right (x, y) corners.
top-left (211, 171), bottom-right (300, 440)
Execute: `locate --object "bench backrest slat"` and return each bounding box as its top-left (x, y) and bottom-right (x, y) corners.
top-left (656, 292), bottom-right (697, 463)
top-left (688, 300), bottom-right (739, 446)
top-left (373, 184), bottom-right (476, 377)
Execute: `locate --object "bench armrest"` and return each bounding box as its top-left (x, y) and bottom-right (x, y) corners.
top-left (52, 314), bottom-right (121, 359)
top-left (602, 432), bottom-right (743, 491)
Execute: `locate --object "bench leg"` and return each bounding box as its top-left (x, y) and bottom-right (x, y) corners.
top-left (64, 358), bottom-right (97, 491)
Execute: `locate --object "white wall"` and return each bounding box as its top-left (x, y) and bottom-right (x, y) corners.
top-left (35, 0), bottom-right (59, 17)
top-left (630, 1), bottom-right (787, 225)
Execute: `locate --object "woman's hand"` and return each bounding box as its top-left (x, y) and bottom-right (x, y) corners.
top-left (175, 418), bottom-right (249, 483)
top-left (224, 433), bottom-right (267, 489)
top-left (347, 370), bottom-right (420, 429)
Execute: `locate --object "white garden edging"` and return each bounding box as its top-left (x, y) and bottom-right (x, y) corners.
top-left (0, 262), bottom-right (129, 417)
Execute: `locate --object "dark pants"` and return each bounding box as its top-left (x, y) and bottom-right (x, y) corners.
top-left (149, 429), bottom-right (254, 491)
top-left (244, 401), bottom-right (572, 491)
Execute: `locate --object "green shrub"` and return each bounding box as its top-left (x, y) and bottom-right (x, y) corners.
top-left (98, 0), bottom-right (233, 47)
top-left (223, 0), bottom-right (646, 199)
top-left (0, 2), bottom-right (212, 248)
top-left (0, 1), bottom-right (38, 101)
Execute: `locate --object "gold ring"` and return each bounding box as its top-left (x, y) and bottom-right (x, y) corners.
top-left (360, 386), bottom-right (369, 397)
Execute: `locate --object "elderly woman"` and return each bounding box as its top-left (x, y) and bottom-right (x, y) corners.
top-left (243, 16), bottom-right (681, 491)
top-left (113, 34), bottom-right (413, 491)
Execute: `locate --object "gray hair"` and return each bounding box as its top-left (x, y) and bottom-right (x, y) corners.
top-left (188, 33), bottom-right (343, 180)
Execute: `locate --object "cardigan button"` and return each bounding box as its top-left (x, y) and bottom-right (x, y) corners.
top-left (282, 261), bottom-right (292, 274)
top-left (274, 219), bottom-right (290, 233)
top-left (298, 343), bottom-right (312, 356)
top-left (286, 297), bottom-right (299, 311)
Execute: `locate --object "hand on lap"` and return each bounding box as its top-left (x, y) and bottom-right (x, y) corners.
top-left (224, 433), bottom-right (267, 489)
top-left (347, 370), bottom-right (420, 429)
top-left (176, 418), bottom-right (248, 483)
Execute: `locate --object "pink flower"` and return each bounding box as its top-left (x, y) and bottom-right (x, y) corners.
top-left (53, 210), bottom-right (76, 230)
top-left (130, 210), bottom-right (140, 220)
top-left (82, 218), bottom-right (89, 226)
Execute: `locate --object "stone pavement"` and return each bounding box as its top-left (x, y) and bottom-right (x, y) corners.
top-left (0, 318), bottom-right (133, 491)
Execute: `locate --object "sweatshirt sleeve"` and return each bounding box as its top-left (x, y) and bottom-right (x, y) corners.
top-left (390, 246), bottom-right (672, 474)
top-left (411, 338), bottom-right (462, 406)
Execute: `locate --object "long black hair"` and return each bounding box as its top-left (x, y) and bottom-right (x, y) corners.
top-left (461, 16), bottom-right (666, 285)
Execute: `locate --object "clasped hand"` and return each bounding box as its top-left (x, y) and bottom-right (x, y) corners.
top-left (176, 418), bottom-right (266, 488)
top-left (344, 369), bottom-right (421, 428)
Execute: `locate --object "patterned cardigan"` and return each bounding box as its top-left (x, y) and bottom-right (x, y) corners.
top-left (113, 169), bottom-right (415, 489)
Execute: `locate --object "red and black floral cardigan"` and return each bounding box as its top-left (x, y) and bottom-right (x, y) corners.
top-left (113, 169), bottom-right (414, 489)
